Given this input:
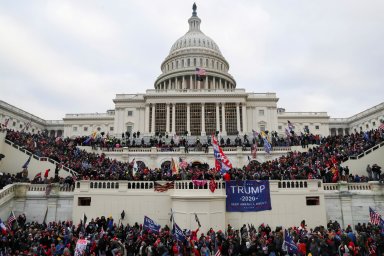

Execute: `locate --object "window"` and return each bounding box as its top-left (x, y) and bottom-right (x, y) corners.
top-left (110, 127), bottom-right (114, 131)
top-left (372, 122), bottom-right (376, 126)
top-left (73, 127), bottom-right (78, 132)
top-left (84, 127), bottom-right (88, 132)
top-left (97, 127), bottom-right (101, 131)
top-left (126, 125), bottom-right (132, 134)
top-left (78, 197), bottom-right (91, 206)
top-left (190, 103), bottom-right (201, 136)
top-left (187, 59), bottom-right (190, 66)
top-left (175, 103), bottom-right (187, 135)
top-left (305, 125), bottom-right (309, 130)
top-left (155, 103), bottom-right (166, 134)
top-left (225, 103), bottom-right (237, 135)
top-left (315, 125), bottom-right (319, 130)
top-left (278, 126), bottom-right (282, 130)
top-left (259, 110), bottom-right (264, 116)
top-left (13, 121), bottom-right (16, 126)
top-left (260, 125), bottom-right (266, 131)
top-left (306, 197), bottom-right (320, 206)
top-left (32, 129), bottom-right (35, 132)
top-left (20, 124), bottom-right (23, 128)
top-left (366, 124), bottom-right (369, 129)
top-left (128, 111), bottom-right (133, 116)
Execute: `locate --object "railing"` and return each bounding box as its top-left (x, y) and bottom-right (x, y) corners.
top-left (175, 180), bottom-right (226, 190)
top-left (65, 113), bottom-right (114, 118)
top-left (323, 182), bottom-right (373, 191)
top-left (323, 184), bottom-right (339, 191)
top-left (278, 180), bottom-right (309, 189)
top-left (0, 183), bottom-right (74, 207)
top-left (92, 146), bottom-right (292, 154)
top-left (348, 141), bottom-right (384, 160)
top-left (348, 183), bottom-right (371, 191)
top-left (75, 180), bottom-right (323, 192)
top-left (27, 183), bottom-right (75, 192)
top-left (146, 88), bottom-right (247, 94)
top-left (0, 184), bottom-right (16, 205)
top-left (5, 139), bottom-right (78, 176)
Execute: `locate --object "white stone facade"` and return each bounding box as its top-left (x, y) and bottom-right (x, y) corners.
top-left (2, 181), bottom-right (384, 233)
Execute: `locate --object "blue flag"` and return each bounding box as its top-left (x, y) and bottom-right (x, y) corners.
top-left (263, 138), bottom-right (272, 154)
top-left (284, 229), bottom-right (298, 253)
top-left (143, 216), bottom-right (161, 234)
top-left (173, 223), bottom-right (186, 242)
top-left (22, 155), bottom-right (31, 169)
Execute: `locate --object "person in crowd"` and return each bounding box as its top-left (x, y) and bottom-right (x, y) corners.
top-left (3, 128), bottom-right (383, 184)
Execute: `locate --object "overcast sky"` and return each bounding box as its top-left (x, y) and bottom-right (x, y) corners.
top-left (1, 0), bottom-right (383, 120)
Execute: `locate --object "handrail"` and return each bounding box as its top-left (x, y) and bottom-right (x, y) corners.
top-left (347, 141), bottom-right (384, 160)
top-left (4, 139), bottom-right (78, 176)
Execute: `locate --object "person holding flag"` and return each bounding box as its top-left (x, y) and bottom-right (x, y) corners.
top-left (261, 131), bottom-right (272, 154)
top-left (212, 135), bottom-right (232, 174)
top-left (283, 229), bottom-right (298, 254)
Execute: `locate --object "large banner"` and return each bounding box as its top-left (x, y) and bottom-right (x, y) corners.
top-left (226, 180), bottom-right (272, 212)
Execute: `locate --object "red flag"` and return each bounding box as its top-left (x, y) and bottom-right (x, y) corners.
top-left (209, 179), bottom-right (217, 193)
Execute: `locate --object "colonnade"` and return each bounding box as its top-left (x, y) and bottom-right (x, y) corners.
top-left (156, 75), bottom-right (234, 90)
top-left (144, 102), bottom-right (247, 136)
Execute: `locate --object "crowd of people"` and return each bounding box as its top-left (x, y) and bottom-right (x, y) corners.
top-left (1, 213), bottom-right (383, 255)
top-left (3, 128), bottom-right (384, 184)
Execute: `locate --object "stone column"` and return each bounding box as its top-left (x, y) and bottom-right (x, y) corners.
top-left (216, 103), bottom-right (220, 132)
top-left (166, 103), bottom-right (170, 133)
top-left (190, 75), bottom-right (193, 90)
top-left (182, 76), bottom-right (185, 90)
top-left (201, 103), bottom-right (206, 136)
top-left (205, 76), bottom-right (208, 89)
top-left (213, 77), bottom-right (216, 89)
top-left (172, 104), bottom-right (176, 134)
top-left (242, 103), bottom-right (247, 133)
top-left (151, 104), bottom-right (155, 134)
top-left (221, 103), bottom-right (226, 135)
top-left (187, 103), bottom-right (190, 135)
top-left (236, 103), bottom-right (241, 134)
top-left (144, 105), bottom-right (150, 133)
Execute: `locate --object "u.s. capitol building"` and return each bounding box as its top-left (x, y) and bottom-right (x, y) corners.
top-left (62, 4), bottom-right (331, 139)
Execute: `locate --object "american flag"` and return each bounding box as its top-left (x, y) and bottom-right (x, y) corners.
top-left (369, 207), bottom-right (381, 225)
top-left (215, 249), bottom-right (222, 256)
top-left (195, 67), bottom-right (206, 76)
top-left (379, 122), bottom-right (384, 131)
top-left (154, 181), bottom-right (175, 192)
top-left (7, 211), bottom-right (16, 230)
top-left (195, 68), bottom-right (206, 81)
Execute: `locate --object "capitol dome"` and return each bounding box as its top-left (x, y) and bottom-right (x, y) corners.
top-left (154, 3), bottom-right (236, 91)
top-left (169, 25), bottom-right (222, 56)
